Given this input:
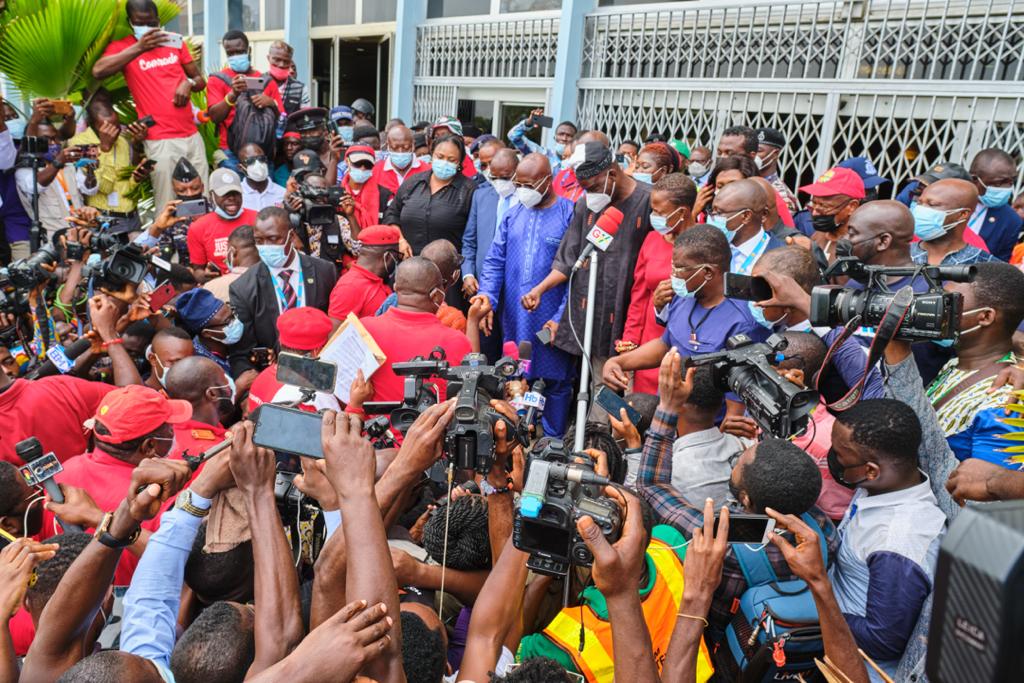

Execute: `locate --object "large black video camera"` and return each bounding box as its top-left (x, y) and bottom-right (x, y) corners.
top-left (289, 182), bottom-right (344, 229)
top-left (512, 439), bottom-right (621, 576)
top-left (687, 334), bottom-right (818, 439)
top-left (810, 256), bottom-right (975, 343)
top-left (93, 244), bottom-right (151, 292)
top-left (0, 246), bottom-right (61, 315)
top-left (387, 349), bottom-right (523, 472)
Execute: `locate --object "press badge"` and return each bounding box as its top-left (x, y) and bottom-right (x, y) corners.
top-left (46, 345), bottom-right (73, 374)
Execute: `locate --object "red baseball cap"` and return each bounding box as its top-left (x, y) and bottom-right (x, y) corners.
top-left (345, 144), bottom-right (376, 166)
top-left (90, 385), bottom-right (192, 444)
top-left (277, 306), bottom-right (334, 351)
top-left (799, 167), bottom-right (866, 199)
top-left (359, 224), bottom-right (402, 247)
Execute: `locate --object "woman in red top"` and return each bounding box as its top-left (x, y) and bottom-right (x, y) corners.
top-left (620, 172), bottom-right (698, 393)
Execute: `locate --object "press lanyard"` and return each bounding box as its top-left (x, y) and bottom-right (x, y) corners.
top-left (273, 266), bottom-right (305, 312)
top-left (733, 231), bottom-right (770, 276)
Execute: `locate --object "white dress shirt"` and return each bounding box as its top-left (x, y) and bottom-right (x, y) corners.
top-left (730, 228), bottom-right (770, 275)
top-left (242, 178), bottom-right (286, 212)
top-left (268, 256), bottom-right (305, 312)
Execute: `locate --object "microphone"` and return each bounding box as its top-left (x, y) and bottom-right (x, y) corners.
top-left (25, 337), bottom-right (92, 379)
top-left (572, 206), bottom-right (623, 272)
top-left (522, 378), bottom-right (547, 429)
top-left (15, 437), bottom-right (83, 534)
top-left (517, 340), bottom-right (532, 377)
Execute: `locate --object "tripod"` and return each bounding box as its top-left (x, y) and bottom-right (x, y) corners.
top-left (572, 250), bottom-right (599, 452)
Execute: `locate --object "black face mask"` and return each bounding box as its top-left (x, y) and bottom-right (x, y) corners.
top-left (826, 448), bottom-right (867, 489)
top-left (302, 136), bottom-right (325, 151)
top-left (811, 213), bottom-right (841, 233)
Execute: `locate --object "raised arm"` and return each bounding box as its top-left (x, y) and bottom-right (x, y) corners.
top-left (0, 540), bottom-right (59, 683)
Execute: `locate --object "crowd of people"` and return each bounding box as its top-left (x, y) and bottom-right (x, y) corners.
top-left (1, 1), bottom-right (1024, 682)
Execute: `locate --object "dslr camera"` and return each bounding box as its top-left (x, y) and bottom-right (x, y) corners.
top-left (289, 181), bottom-right (344, 229)
top-left (810, 256), bottom-right (975, 343)
top-left (513, 439), bottom-right (621, 576)
top-left (687, 334), bottom-right (818, 439)
top-left (386, 348), bottom-right (524, 472)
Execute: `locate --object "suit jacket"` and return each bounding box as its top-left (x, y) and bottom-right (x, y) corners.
top-left (462, 183), bottom-right (503, 279)
top-left (976, 203), bottom-right (1022, 262)
top-left (228, 253), bottom-right (337, 376)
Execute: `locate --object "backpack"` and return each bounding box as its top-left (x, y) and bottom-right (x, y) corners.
top-left (211, 73), bottom-right (278, 158)
top-left (720, 513), bottom-right (827, 682)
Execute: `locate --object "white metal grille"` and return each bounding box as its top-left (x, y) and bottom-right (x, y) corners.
top-left (413, 83), bottom-right (458, 123)
top-left (416, 14), bottom-right (560, 80)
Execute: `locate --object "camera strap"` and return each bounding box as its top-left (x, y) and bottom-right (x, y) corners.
top-left (816, 285), bottom-right (914, 411)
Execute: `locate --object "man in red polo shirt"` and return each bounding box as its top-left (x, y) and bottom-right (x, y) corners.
top-left (0, 361), bottom-right (113, 465)
top-left (164, 356), bottom-right (237, 464)
top-left (206, 29), bottom-right (283, 170)
top-left (328, 224), bottom-right (401, 320)
top-left (41, 385), bottom-right (192, 586)
top-left (92, 0), bottom-right (210, 211)
top-left (187, 168), bottom-right (257, 281)
top-left (360, 257), bottom-right (471, 402)
top-left (373, 124), bottom-right (429, 194)
top-left (247, 307), bottom-right (341, 414)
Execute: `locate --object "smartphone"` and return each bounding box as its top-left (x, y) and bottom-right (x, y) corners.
top-left (50, 100), bottom-right (73, 116)
top-left (149, 281), bottom-right (177, 312)
top-left (594, 386), bottom-right (643, 426)
top-left (250, 347), bottom-right (273, 369)
top-left (713, 512), bottom-right (777, 544)
top-left (725, 273), bottom-right (773, 302)
top-left (161, 32), bottom-right (184, 49)
top-left (533, 114), bottom-right (554, 129)
top-left (140, 157), bottom-right (157, 170)
top-left (139, 115), bottom-right (156, 128)
top-left (535, 327), bottom-right (553, 346)
top-left (244, 76), bottom-right (268, 92)
top-left (276, 352), bottom-right (338, 393)
top-left (174, 198), bottom-right (209, 218)
top-left (252, 404), bottom-right (324, 458)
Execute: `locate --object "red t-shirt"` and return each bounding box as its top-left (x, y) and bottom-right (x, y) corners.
top-left (461, 155), bottom-right (477, 179)
top-left (42, 449), bottom-right (165, 586)
top-left (10, 607), bottom-right (34, 656)
top-left (0, 377), bottom-right (113, 464)
top-left (359, 307), bottom-right (472, 403)
top-left (186, 208), bottom-right (257, 272)
top-left (372, 157), bottom-right (430, 195)
top-left (207, 68), bottom-right (284, 150)
top-left (328, 264), bottom-right (392, 321)
top-left (101, 36), bottom-right (197, 141)
top-left (247, 365), bottom-right (339, 414)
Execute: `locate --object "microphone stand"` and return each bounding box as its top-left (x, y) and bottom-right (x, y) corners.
top-left (29, 155), bottom-right (43, 253)
top-left (573, 250), bottom-right (599, 452)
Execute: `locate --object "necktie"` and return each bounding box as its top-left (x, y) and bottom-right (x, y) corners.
top-left (278, 269), bottom-right (296, 310)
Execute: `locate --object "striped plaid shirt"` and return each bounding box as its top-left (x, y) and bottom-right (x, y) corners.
top-left (635, 407), bottom-right (839, 632)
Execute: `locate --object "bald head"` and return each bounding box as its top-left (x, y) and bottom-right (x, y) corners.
top-left (489, 148), bottom-right (519, 179)
top-left (920, 178), bottom-right (979, 212)
top-left (578, 130), bottom-right (611, 148)
top-left (386, 125), bottom-right (414, 152)
top-left (515, 152), bottom-right (551, 182)
top-left (748, 176), bottom-right (780, 224)
top-left (395, 257), bottom-right (442, 297)
top-left (848, 200), bottom-right (915, 243)
top-left (165, 356), bottom-right (228, 404)
top-left (421, 239), bottom-right (460, 287)
top-left (716, 179), bottom-right (767, 212)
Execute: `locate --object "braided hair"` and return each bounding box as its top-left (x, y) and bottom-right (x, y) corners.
top-left (421, 493), bottom-right (492, 570)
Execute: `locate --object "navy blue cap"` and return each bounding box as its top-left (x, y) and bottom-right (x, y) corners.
top-left (837, 156), bottom-right (890, 189)
top-left (175, 289), bottom-right (223, 336)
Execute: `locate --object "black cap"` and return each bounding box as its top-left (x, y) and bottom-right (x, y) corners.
top-left (291, 149), bottom-right (323, 177)
top-left (352, 124), bottom-right (379, 142)
top-left (917, 162), bottom-right (971, 185)
top-left (172, 156), bottom-right (199, 182)
top-left (756, 127), bottom-right (786, 148)
top-left (573, 143), bottom-right (614, 180)
top-left (286, 107), bottom-right (328, 133)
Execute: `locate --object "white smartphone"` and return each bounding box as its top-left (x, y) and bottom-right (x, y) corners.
top-left (714, 512), bottom-right (777, 545)
top-left (161, 32), bottom-right (184, 49)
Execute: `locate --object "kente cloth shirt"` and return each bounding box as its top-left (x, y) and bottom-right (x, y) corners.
top-left (926, 351), bottom-right (1019, 467)
top-left (551, 183), bottom-right (653, 359)
top-left (328, 263), bottom-right (393, 320)
top-left (102, 36), bottom-right (198, 141)
top-left (186, 208), bottom-right (258, 272)
top-left (910, 241), bottom-right (997, 266)
top-left (0, 376), bottom-right (113, 464)
top-left (478, 198), bottom-right (575, 381)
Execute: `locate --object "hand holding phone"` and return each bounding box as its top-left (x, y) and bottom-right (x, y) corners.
top-left (148, 282), bottom-right (177, 312)
top-left (713, 512), bottom-right (776, 544)
top-left (594, 386), bottom-right (643, 427)
top-left (724, 273), bottom-right (773, 302)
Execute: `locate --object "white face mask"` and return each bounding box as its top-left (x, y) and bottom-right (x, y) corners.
top-left (490, 178), bottom-right (515, 199)
top-left (513, 175), bottom-right (550, 209)
top-left (246, 161), bottom-right (269, 183)
top-left (585, 173), bottom-right (615, 213)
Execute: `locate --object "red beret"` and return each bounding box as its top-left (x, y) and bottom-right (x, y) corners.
top-left (277, 307), bottom-right (334, 351)
top-left (359, 224), bottom-right (402, 247)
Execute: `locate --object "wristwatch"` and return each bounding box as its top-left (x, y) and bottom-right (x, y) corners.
top-left (175, 489), bottom-right (210, 518)
top-left (94, 511), bottom-right (141, 549)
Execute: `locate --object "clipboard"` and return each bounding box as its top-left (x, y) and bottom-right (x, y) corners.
top-left (319, 313), bottom-right (387, 402)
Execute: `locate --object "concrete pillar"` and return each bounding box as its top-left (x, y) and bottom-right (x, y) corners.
top-left (284, 0), bottom-right (311, 86)
top-left (203, 0), bottom-right (228, 73)
top-left (392, 0), bottom-right (427, 122)
top-left (549, 0), bottom-right (595, 140)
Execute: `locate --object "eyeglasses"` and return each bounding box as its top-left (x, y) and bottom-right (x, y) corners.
top-left (671, 263), bottom-right (710, 278)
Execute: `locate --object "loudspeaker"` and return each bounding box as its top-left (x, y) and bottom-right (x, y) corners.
top-left (927, 500), bottom-right (1024, 682)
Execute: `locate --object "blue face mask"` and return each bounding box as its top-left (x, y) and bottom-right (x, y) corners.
top-left (339, 125), bottom-right (354, 143)
top-left (132, 23), bottom-right (155, 41)
top-left (912, 203), bottom-right (964, 242)
top-left (980, 185), bottom-right (1013, 209)
top-left (214, 204), bottom-right (243, 221)
top-left (227, 54), bottom-right (251, 73)
top-left (707, 213), bottom-right (738, 243)
top-left (749, 301), bottom-right (786, 330)
top-left (418, 154), bottom-right (432, 165)
top-left (258, 243), bottom-right (289, 268)
top-left (553, 142), bottom-right (565, 157)
top-left (390, 151), bottom-right (413, 169)
top-left (432, 158), bottom-right (458, 180)
top-left (671, 268), bottom-right (707, 298)
top-left (5, 118), bottom-right (26, 140)
top-left (349, 167), bottom-right (372, 184)
top-left (219, 318), bottom-right (244, 345)
top-left (633, 172), bottom-right (653, 185)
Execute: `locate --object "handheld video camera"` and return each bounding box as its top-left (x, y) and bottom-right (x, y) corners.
top-left (0, 246), bottom-right (61, 316)
top-left (687, 334), bottom-right (818, 439)
top-left (512, 439), bottom-right (621, 576)
top-left (384, 348), bottom-right (525, 472)
top-left (290, 182), bottom-right (344, 228)
top-left (93, 243), bottom-right (151, 292)
top-left (810, 256), bottom-right (975, 343)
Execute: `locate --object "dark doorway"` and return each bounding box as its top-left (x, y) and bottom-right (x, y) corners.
top-left (338, 37), bottom-right (390, 127)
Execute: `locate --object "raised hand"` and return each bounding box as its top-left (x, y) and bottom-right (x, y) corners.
top-left (320, 410), bottom-right (377, 501)
top-left (0, 539), bottom-right (59, 619)
top-left (228, 421), bottom-right (276, 495)
top-left (575, 486), bottom-right (646, 597)
top-left (127, 457), bottom-right (192, 522)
